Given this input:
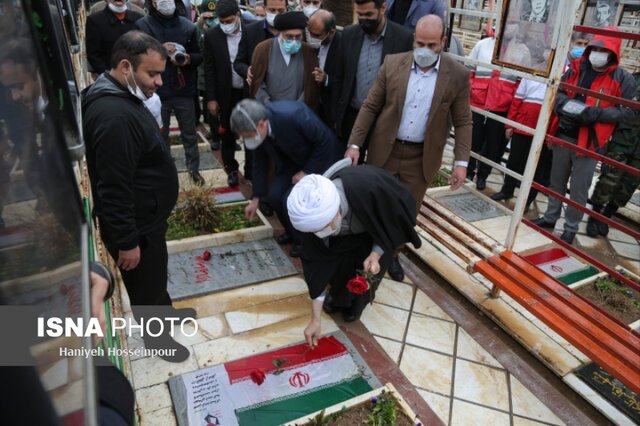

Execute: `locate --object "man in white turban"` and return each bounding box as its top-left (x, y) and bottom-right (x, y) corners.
top-left (287, 163), bottom-right (421, 348)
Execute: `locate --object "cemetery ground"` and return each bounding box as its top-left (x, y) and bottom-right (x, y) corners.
top-left (120, 128), bottom-right (637, 425)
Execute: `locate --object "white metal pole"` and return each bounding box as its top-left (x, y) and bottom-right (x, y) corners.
top-left (490, 0), bottom-right (580, 297)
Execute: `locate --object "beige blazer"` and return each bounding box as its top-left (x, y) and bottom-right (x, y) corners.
top-left (348, 51), bottom-right (473, 184)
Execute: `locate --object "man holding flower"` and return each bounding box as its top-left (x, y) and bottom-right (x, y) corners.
top-left (287, 163), bottom-right (421, 348)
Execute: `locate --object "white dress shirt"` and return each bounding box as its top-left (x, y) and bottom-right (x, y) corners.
top-left (396, 57), bottom-right (440, 143)
top-left (227, 28), bottom-right (244, 89)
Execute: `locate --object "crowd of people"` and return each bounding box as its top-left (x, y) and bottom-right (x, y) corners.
top-left (1, 0), bottom-right (632, 361)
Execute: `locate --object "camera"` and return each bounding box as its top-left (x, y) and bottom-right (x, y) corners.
top-left (169, 43), bottom-right (187, 65)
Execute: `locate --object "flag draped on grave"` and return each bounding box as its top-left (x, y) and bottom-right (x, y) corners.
top-left (183, 336), bottom-right (372, 426)
top-left (525, 248), bottom-right (599, 285)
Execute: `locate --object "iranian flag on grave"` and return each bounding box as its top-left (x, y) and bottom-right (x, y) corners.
top-left (211, 186), bottom-right (246, 204)
top-left (182, 336), bottom-right (372, 426)
top-left (525, 248), bottom-right (599, 285)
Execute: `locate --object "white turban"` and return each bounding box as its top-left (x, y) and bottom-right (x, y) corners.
top-left (287, 175), bottom-right (340, 233)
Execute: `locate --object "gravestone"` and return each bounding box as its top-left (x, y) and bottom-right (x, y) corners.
top-left (629, 192), bottom-right (640, 207)
top-left (438, 193), bottom-right (507, 222)
top-left (168, 331), bottom-right (381, 426)
top-left (576, 362), bottom-right (640, 423)
top-left (173, 145), bottom-right (222, 173)
top-left (167, 239), bottom-right (298, 300)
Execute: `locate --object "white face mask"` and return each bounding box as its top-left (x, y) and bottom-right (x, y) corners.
top-left (108, 1), bottom-right (128, 13)
top-left (126, 70), bottom-right (149, 101)
top-left (307, 36), bottom-right (322, 49)
top-left (314, 212), bottom-right (342, 238)
top-left (220, 19), bottom-right (238, 35)
top-left (236, 106), bottom-right (266, 149)
top-left (266, 12), bottom-right (277, 27)
top-left (589, 51), bottom-right (610, 69)
top-left (413, 47), bottom-right (439, 68)
top-left (156, 0), bottom-right (176, 16)
top-left (303, 5), bottom-right (319, 17)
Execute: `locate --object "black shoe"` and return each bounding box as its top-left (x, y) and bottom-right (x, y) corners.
top-left (235, 142), bottom-right (242, 151)
top-left (586, 216), bottom-right (600, 238)
top-left (532, 217), bottom-right (556, 229)
top-left (227, 171), bottom-right (239, 187)
top-left (210, 141), bottom-right (221, 150)
top-left (342, 307), bottom-right (359, 322)
top-left (476, 178), bottom-right (486, 191)
top-left (322, 296), bottom-right (335, 314)
top-left (276, 232), bottom-right (292, 245)
top-left (388, 257), bottom-right (405, 282)
top-left (205, 131), bottom-right (213, 140)
top-left (189, 171), bottom-right (205, 186)
top-left (560, 230), bottom-right (576, 244)
top-left (490, 191), bottom-right (513, 201)
top-left (598, 221), bottom-right (610, 236)
top-left (259, 202), bottom-right (273, 217)
top-left (289, 243), bottom-right (302, 258)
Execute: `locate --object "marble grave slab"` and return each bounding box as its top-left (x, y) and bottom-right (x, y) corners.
top-left (438, 193), bottom-right (507, 222)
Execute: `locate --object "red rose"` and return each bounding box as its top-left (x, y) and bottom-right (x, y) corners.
top-left (202, 250), bottom-right (212, 261)
top-left (346, 275), bottom-right (369, 295)
top-left (217, 126), bottom-right (227, 136)
top-left (250, 369), bottom-right (266, 385)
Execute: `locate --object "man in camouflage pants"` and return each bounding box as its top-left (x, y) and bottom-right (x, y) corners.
top-left (587, 72), bottom-right (640, 238)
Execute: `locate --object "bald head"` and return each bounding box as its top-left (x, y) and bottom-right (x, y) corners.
top-left (308, 9), bottom-right (336, 41)
top-left (414, 14), bottom-right (447, 58)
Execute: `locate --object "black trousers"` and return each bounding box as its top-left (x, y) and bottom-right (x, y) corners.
top-left (267, 165), bottom-right (300, 244)
top-left (501, 132), bottom-right (553, 206)
top-left (341, 106), bottom-right (368, 164)
top-left (220, 89), bottom-right (244, 174)
top-left (468, 111), bottom-right (508, 180)
top-left (103, 227), bottom-right (172, 307)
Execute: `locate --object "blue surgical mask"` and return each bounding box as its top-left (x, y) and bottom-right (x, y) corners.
top-left (282, 39), bottom-right (301, 55)
top-left (571, 46), bottom-right (585, 59)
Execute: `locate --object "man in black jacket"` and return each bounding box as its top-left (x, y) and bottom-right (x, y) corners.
top-left (307, 9), bottom-right (341, 129)
top-left (86, 1), bottom-right (144, 78)
top-left (204, 0), bottom-right (249, 188)
top-left (136, 0), bottom-right (205, 185)
top-left (332, 0), bottom-right (413, 148)
top-left (83, 31), bottom-right (188, 361)
top-left (233, 0), bottom-right (288, 91)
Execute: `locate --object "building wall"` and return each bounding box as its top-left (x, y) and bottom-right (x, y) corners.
top-left (324, 0), bottom-right (354, 27)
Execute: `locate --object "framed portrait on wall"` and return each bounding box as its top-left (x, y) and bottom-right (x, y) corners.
top-left (459, 0), bottom-right (483, 31)
top-left (493, 0), bottom-right (559, 77)
top-left (582, 0), bottom-right (620, 27)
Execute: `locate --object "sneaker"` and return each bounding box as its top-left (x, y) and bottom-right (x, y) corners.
top-left (586, 216), bottom-right (600, 238)
top-left (227, 171), bottom-right (239, 187)
top-left (189, 171), bottom-right (205, 186)
top-left (532, 217), bottom-right (556, 229)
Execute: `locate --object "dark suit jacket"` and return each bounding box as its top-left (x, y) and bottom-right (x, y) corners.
top-left (332, 20), bottom-right (413, 130)
top-left (251, 101), bottom-right (342, 198)
top-left (233, 19), bottom-right (274, 80)
top-left (348, 52), bottom-right (472, 184)
top-left (319, 31), bottom-right (341, 127)
top-left (203, 19), bottom-right (250, 123)
top-left (85, 7), bottom-right (143, 74)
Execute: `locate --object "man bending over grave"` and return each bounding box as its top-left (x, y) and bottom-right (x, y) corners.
top-left (286, 162), bottom-right (421, 348)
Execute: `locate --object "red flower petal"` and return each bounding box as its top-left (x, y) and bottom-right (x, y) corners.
top-left (217, 126), bottom-right (227, 135)
top-left (202, 250), bottom-right (212, 261)
top-left (250, 369), bottom-right (266, 385)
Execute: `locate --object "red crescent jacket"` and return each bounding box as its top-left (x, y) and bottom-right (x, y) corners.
top-left (470, 70), bottom-right (519, 112)
top-left (549, 33), bottom-right (636, 152)
top-left (506, 79), bottom-right (547, 136)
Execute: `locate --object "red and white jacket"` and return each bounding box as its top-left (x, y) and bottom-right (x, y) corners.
top-left (505, 79), bottom-right (547, 136)
top-left (467, 37), bottom-right (519, 112)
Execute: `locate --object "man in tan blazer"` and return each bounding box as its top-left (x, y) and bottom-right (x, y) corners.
top-left (345, 14), bottom-right (472, 280)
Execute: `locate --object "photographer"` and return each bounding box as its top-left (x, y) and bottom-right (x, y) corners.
top-left (532, 34), bottom-right (635, 244)
top-left (136, 0), bottom-right (205, 185)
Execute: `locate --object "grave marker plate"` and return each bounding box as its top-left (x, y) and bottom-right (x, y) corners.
top-left (438, 193), bottom-right (507, 222)
top-left (167, 239), bottom-right (298, 300)
top-left (168, 331), bottom-right (380, 426)
top-left (629, 192), bottom-right (640, 207)
top-left (173, 145), bottom-right (222, 172)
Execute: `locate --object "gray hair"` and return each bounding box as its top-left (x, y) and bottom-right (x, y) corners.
top-left (231, 99), bottom-right (268, 134)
